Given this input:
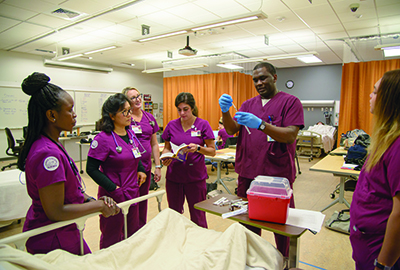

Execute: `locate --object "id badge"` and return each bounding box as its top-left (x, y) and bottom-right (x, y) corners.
top-left (267, 135), bottom-right (275, 142)
top-left (132, 147), bottom-right (141, 158)
top-left (132, 125), bottom-right (142, 134)
top-left (191, 130), bottom-right (201, 137)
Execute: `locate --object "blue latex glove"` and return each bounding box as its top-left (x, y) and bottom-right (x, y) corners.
top-left (234, 112), bottom-right (262, 129)
top-left (219, 94), bottom-right (233, 113)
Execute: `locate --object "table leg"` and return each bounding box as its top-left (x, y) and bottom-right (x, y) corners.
top-left (321, 176), bottom-right (350, 212)
top-left (79, 143), bottom-right (83, 174)
top-left (212, 161), bottom-right (232, 194)
top-left (288, 236), bottom-right (299, 268)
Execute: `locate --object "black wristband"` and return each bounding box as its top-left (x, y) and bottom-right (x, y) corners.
top-left (85, 196), bottom-right (96, 203)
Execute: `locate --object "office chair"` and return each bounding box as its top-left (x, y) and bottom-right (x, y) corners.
top-left (1, 128), bottom-right (23, 171)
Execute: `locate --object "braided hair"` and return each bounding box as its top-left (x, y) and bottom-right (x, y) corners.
top-left (17, 72), bottom-right (66, 171)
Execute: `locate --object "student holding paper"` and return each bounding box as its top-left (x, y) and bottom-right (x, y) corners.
top-left (161, 92), bottom-right (216, 228)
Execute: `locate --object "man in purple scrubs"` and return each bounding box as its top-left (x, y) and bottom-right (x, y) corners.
top-left (219, 62), bottom-right (304, 257)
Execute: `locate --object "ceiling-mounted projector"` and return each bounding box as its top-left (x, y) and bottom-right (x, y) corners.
top-left (179, 36), bottom-right (197, 56)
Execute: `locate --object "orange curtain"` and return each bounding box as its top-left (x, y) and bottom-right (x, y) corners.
top-left (163, 72), bottom-right (256, 130)
top-left (338, 59), bottom-right (400, 143)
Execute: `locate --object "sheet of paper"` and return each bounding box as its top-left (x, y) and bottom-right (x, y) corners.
top-left (286, 208), bottom-right (326, 233)
top-left (216, 155), bottom-right (234, 160)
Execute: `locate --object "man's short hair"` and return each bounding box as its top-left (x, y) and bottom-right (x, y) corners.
top-left (253, 62), bottom-right (276, 76)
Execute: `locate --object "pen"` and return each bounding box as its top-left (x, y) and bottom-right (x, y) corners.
top-left (232, 103), bottom-right (251, 135)
top-left (268, 115), bottom-right (273, 124)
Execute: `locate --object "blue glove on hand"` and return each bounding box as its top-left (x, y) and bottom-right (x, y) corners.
top-left (219, 94), bottom-right (233, 113)
top-left (234, 112), bottom-right (262, 129)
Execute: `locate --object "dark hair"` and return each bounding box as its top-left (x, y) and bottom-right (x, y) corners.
top-left (18, 72), bottom-right (67, 171)
top-left (99, 93), bottom-right (130, 132)
top-left (175, 92), bottom-right (198, 117)
top-left (253, 62), bottom-right (277, 76)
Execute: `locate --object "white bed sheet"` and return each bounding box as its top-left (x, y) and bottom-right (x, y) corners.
top-left (307, 125), bottom-right (336, 152)
top-left (0, 208), bottom-right (283, 270)
top-left (0, 169), bottom-right (30, 227)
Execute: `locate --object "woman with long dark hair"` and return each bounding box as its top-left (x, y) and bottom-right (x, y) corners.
top-left (86, 93), bottom-right (146, 249)
top-left (18, 72), bottom-right (119, 255)
top-left (350, 69), bottom-right (400, 269)
top-left (161, 92), bottom-right (215, 228)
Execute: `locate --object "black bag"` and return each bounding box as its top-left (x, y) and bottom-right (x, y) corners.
top-left (149, 173), bottom-right (160, 191)
top-left (206, 182), bottom-right (218, 193)
top-left (325, 209), bottom-right (350, 234)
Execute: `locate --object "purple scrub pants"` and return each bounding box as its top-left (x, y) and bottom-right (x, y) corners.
top-left (138, 170), bottom-right (152, 229)
top-left (237, 175), bottom-right (295, 257)
top-left (350, 225), bottom-right (400, 270)
top-left (26, 224), bottom-right (91, 255)
top-left (166, 179), bottom-right (208, 228)
top-left (99, 203), bottom-right (139, 249)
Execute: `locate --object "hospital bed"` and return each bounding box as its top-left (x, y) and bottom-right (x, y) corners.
top-left (0, 190), bottom-right (283, 270)
top-left (297, 125), bottom-right (336, 161)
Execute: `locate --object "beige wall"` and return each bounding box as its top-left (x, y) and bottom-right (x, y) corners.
top-left (0, 50), bottom-right (164, 160)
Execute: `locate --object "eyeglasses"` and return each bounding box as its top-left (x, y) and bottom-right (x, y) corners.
top-left (130, 94), bottom-right (143, 101)
top-left (119, 108), bottom-right (133, 117)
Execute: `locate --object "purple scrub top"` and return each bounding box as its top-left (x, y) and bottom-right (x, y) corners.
top-left (88, 131), bottom-right (140, 201)
top-left (130, 111), bottom-right (159, 171)
top-left (23, 135), bottom-right (85, 243)
top-left (218, 128), bottom-right (233, 149)
top-left (236, 92), bottom-right (304, 184)
top-left (161, 117), bottom-right (214, 183)
top-left (351, 136), bottom-right (400, 234)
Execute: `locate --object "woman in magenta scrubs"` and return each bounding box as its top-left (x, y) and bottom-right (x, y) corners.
top-left (122, 87), bottom-right (161, 229)
top-left (161, 92), bottom-right (215, 228)
top-left (87, 93), bottom-right (147, 249)
top-left (350, 69), bottom-right (400, 270)
top-left (18, 72), bottom-right (119, 255)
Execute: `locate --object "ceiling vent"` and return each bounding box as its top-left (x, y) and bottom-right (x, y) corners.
top-left (51, 8), bottom-right (86, 20)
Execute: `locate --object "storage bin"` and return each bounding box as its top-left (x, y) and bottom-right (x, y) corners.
top-left (246, 176), bottom-right (292, 224)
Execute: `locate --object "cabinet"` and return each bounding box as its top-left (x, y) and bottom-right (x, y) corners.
top-left (144, 101), bottom-right (153, 114)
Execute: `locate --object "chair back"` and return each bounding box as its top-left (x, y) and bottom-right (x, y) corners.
top-left (224, 136), bottom-right (238, 148)
top-left (5, 128), bottom-right (19, 157)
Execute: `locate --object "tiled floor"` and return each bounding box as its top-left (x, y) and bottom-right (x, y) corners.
top-left (0, 155), bottom-right (355, 269)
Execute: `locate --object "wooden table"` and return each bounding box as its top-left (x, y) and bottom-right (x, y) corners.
top-left (205, 148), bottom-right (236, 194)
top-left (310, 154), bottom-right (360, 212)
top-left (195, 194), bottom-right (306, 268)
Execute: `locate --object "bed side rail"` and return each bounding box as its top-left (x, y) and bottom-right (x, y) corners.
top-left (0, 190), bottom-right (165, 254)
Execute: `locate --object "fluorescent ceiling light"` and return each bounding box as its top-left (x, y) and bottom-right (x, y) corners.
top-left (142, 63), bottom-right (208, 73)
top-left (374, 43), bottom-right (400, 50)
top-left (138, 31), bottom-right (188, 42)
top-left (57, 53), bottom-right (83, 61)
top-left (84, 45), bottom-right (117, 55)
top-left (216, 64), bottom-right (244, 70)
top-left (44, 59), bottom-right (113, 72)
top-left (219, 51), bottom-right (319, 64)
top-left (192, 16), bottom-right (259, 31)
top-left (296, 55), bottom-right (322, 63)
top-left (135, 12), bottom-right (267, 42)
top-left (383, 47), bottom-right (400, 57)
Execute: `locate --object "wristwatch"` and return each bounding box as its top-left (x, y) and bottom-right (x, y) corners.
top-left (155, 165), bottom-right (163, 169)
top-left (374, 259), bottom-right (392, 270)
top-left (197, 145), bottom-right (201, 152)
top-left (258, 120), bottom-right (267, 131)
